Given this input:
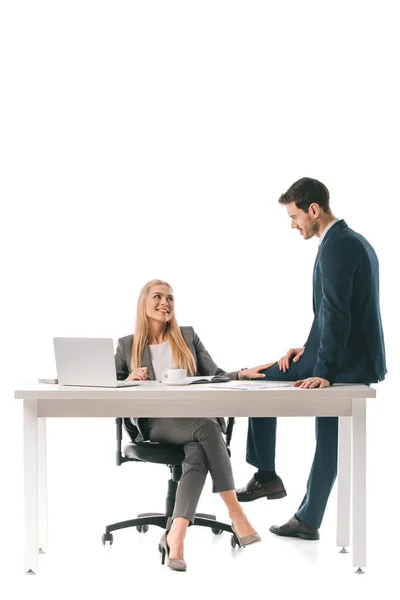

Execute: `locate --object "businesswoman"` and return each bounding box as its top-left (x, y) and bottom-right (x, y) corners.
top-left (115, 279), bottom-right (275, 571)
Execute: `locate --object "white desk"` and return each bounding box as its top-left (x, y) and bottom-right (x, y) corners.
top-left (15, 381), bottom-right (375, 574)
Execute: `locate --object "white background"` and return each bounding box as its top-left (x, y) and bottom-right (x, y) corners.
top-left (1, 1), bottom-right (399, 598)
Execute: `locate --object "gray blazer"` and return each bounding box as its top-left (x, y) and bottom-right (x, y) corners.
top-left (115, 326), bottom-right (239, 441)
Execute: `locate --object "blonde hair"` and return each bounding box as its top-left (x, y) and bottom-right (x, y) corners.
top-left (131, 279), bottom-right (197, 376)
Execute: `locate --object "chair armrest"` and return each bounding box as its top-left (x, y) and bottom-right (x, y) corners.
top-left (116, 418), bottom-right (124, 466)
top-left (225, 417), bottom-right (235, 452)
top-left (115, 418), bottom-right (141, 465)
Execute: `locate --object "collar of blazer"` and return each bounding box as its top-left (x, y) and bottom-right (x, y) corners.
top-left (318, 219), bottom-right (347, 253)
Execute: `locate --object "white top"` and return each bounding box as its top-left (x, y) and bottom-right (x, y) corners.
top-left (148, 341), bottom-right (174, 380)
top-left (319, 218), bottom-right (340, 245)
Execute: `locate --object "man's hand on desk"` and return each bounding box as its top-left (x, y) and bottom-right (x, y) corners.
top-left (293, 377), bottom-right (330, 389)
top-left (125, 367), bottom-right (149, 381)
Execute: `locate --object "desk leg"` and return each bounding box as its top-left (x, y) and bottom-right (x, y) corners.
top-left (24, 399), bottom-right (38, 574)
top-left (38, 418), bottom-right (48, 554)
top-left (337, 416), bottom-right (351, 552)
top-left (352, 398), bottom-right (367, 573)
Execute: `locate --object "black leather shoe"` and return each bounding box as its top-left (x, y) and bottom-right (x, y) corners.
top-left (269, 516), bottom-right (320, 540)
top-left (236, 476), bottom-right (287, 502)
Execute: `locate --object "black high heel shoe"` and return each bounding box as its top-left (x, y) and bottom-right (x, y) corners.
top-left (159, 532), bottom-right (187, 571)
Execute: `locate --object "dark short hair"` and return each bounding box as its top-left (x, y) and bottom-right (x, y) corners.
top-left (278, 177), bottom-right (331, 214)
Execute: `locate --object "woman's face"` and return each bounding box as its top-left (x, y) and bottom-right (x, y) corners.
top-left (145, 284), bottom-right (174, 324)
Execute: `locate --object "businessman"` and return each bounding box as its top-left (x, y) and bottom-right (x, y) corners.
top-left (236, 177), bottom-right (387, 539)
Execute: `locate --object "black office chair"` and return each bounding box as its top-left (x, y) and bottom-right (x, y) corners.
top-left (102, 417), bottom-right (240, 549)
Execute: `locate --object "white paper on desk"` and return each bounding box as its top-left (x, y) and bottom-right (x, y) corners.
top-left (208, 382), bottom-right (293, 390)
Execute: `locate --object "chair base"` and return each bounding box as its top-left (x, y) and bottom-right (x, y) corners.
top-left (104, 453), bottom-right (235, 546)
top-left (103, 512), bottom-right (233, 539)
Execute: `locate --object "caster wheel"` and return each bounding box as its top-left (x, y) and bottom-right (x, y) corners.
top-left (102, 533), bottom-right (113, 545)
top-left (212, 528), bottom-right (223, 535)
top-left (231, 535), bottom-right (238, 548)
top-left (136, 525), bottom-right (149, 533)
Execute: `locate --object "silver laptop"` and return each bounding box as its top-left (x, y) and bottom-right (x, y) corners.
top-left (53, 337), bottom-right (139, 387)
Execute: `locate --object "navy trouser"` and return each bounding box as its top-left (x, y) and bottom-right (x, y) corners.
top-left (246, 361), bottom-right (338, 529)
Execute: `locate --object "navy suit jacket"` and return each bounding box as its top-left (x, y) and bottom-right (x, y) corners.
top-left (298, 220), bottom-right (387, 384)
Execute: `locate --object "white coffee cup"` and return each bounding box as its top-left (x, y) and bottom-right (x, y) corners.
top-left (162, 368), bottom-right (186, 383)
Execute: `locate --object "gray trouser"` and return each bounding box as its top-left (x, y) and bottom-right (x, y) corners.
top-left (147, 418), bottom-right (235, 523)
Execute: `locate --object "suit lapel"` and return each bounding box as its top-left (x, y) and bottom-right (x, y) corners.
top-left (141, 346), bottom-right (156, 380)
top-left (312, 244), bottom-right (323, 314)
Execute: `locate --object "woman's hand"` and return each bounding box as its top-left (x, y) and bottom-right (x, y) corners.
top-left (240, 362), bottom-right (277, 380)
top-left (278, 347), bottom-right (304, 372)
top-left (125, 367), bottom-right (149, 381)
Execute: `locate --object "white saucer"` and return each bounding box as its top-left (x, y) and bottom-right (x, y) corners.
top-left (164, 380), bottom-right (190, 386)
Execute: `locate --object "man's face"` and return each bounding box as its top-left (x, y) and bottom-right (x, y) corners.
top-left (285, 202), bottom-right (319, 240)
